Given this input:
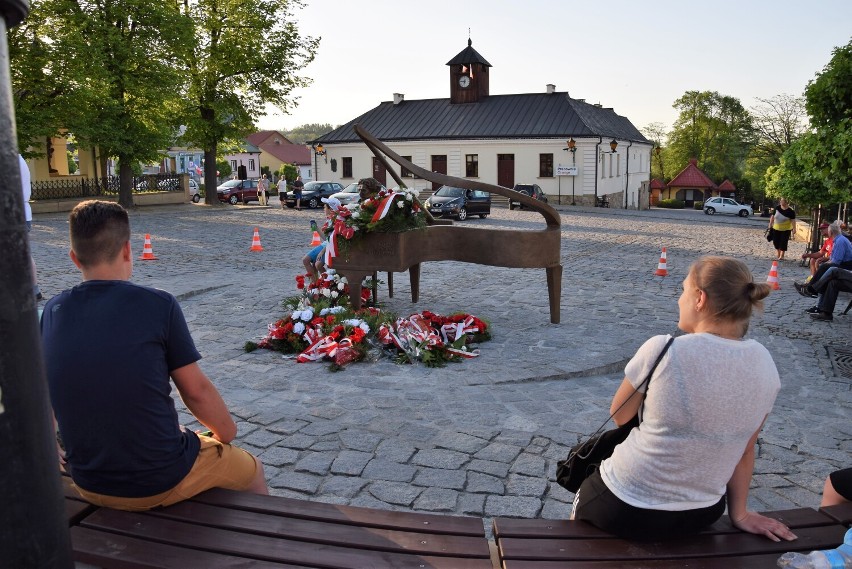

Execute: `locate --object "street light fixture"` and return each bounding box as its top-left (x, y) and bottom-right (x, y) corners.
top-left (313, 143), bottom-right (327, 163)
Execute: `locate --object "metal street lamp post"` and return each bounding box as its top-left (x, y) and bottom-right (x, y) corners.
top-left (566, 138), bottom-right (577, 205)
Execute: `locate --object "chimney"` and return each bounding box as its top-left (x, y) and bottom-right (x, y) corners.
top-left (546, 84), bottom-right (556, 94)
top-left (393, 93), bottom-right (404, 105)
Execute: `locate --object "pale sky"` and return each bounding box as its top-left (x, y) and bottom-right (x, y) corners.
top-left (259, 0), bottom-right (852, 136)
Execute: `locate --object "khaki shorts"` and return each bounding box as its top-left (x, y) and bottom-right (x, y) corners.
top-left (73, 435), bottom-right (258, 511)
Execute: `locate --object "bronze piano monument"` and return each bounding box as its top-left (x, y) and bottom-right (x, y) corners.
top-left (334, 126), bottom-right (563, 324)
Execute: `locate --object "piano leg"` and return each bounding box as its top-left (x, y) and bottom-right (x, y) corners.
top-left (546, 265), bottom-right (562, 324)
top-left (409, 264), bottom-right (421, 303)
top-left (340, 270), bottom-right (371, 311)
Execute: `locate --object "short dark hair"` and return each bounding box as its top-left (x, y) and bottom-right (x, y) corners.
top-left (69, 200), bottom-right (130, 267)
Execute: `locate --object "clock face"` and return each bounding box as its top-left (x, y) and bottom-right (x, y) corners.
top-left (458, 75), bottom-right (471, 88)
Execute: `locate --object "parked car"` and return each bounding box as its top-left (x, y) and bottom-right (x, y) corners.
top-left (217, 179), bottom-right (260, 205)
top-left (189, 179), bottom-right (200, 203)
top-left (329, 183), bottom-right (363, 206)
top-left (703, 197), bottom-right (752, 217)
top-left (509, 184), bottom-right (548, 210)
top-left (283, 181), bottom-right (346, 209)
top-left (424, 186), bottom-right (491, 220)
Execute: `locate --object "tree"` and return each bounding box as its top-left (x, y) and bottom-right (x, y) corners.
top-left (666, 91), bottom-right (755, 183)
top-left (745, 94), bottom-right (808, 198)
top-left (178, 0), bottom-right (319, 205)
top-left (768, 39), bottom-right (852, 210)
top-left (802, 40), bottom-right (852, 194)
top-left (215, 158), bottom-right (232, 179)
top-left (640, 122), bottom-right (668, 181)
top-left (7, 1), bottom-right (71, 158)
top-left (285, 123), bottom-right (335, 145)
top-left (13, 0), bottom-right (193, 207)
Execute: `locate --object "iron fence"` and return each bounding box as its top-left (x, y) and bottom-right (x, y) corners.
top-left (31, 174), bottom-right (182, 200)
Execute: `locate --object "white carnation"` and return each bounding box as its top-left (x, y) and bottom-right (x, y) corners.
top-left (293, 322), bottom-right (305, 334)
top-left (359, 322), bottom-right (370, 333)
top-left (300, 309), bottom-right (314, 321)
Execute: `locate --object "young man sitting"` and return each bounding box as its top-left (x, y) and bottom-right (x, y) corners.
top-left (41, 200), bottom-right (267, 510)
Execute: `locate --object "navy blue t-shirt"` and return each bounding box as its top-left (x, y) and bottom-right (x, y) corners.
top-left (41, 280), bottom-right (202, 497)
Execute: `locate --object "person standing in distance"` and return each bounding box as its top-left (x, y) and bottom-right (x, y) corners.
top-left (292, 175), bottom-right (304, 210)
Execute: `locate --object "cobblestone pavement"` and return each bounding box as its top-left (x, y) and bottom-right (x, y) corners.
top-left (31, 199), bottom-right (851, 528)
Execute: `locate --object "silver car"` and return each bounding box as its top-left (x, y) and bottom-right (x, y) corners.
top-left (329, 183), bottom-right (362, 206)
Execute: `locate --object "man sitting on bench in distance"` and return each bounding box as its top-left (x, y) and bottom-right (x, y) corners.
top-left (42, 200), bottom-right (267, 510)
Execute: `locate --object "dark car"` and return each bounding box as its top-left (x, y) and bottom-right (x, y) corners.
top-left (217, 179), bottom-right (259, 205)
top-left (509, 184), bottom-right (548, 210)
top-left (424, 186), bottom-right (491, 221)
top-left (283, 181), bottom-right (345, 209)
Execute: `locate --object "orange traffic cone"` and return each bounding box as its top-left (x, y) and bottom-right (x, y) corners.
top-left (249, 227), bottom-right (263, 252)
top-left (766, 260), bottom-right (780, 290)
top-left (654, 247), bottom-right (668, 276)
top-left (310, 230), bottom-right (322, 246)
top-left (139, 234), bottom-right (157, 260)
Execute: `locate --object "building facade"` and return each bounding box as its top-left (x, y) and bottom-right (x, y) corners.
top-left (313, 40), bottom-right (652, 208)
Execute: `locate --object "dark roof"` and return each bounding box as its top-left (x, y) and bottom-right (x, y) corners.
top-left (446, 39), bottom-right (492, 67)
top-left (315, 93), bottom-right (649, 144)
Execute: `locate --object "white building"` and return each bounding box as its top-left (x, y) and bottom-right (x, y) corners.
top-left (312, 40), bottom-right (652, 208)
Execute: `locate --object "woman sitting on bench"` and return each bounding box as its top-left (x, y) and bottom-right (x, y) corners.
top-left (573, 256), bottom-right (798, 543)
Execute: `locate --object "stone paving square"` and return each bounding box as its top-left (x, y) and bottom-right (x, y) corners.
top-left (30, 201), bottom-right (851, 524)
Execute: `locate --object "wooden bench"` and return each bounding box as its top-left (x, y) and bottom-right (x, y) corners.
top-left (492, 505), bottom-right (852, 568)
top-left (63, 476), bottom-right (494, 568)
top-left (64, 472), bottom-right (852, 569)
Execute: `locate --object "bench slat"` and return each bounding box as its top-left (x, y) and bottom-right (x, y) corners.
top-left (496, 525), bottom-right (847, 562)
top-left (191, 487), bottom-right (485, 536)
top-left (143, 500), bottom-right (490, 558)
top-left (71, 526), bottom-right (301, 568)
top-left (65, 498), bottom-right (96, 526)
top-left (492, 508), bottom-right (835, 539)
top-left (820, 503), bottom-right (852, 525)
top-left (500, 552), bottom-right (793, 568)
top-left (80, 509), bottom-right (493, 569)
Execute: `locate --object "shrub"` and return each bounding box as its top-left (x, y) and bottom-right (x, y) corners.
top-left (657, 199), bottom-right (685, 209)
top-left (694, 202), bottom-right (704, 210)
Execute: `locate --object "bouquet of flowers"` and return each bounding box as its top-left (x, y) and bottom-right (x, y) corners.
top-left (377, 311), bottom-right (491, 367)
top-left (323, 186), bottom-right (427, 266)
top-left (246, 271), bottom-right (492, 370)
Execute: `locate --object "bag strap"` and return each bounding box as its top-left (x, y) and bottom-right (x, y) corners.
top-left (585, 336), bottom-right (674, 440)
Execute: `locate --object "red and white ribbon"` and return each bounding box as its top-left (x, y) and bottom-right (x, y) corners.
top-left (370, 192), bottom-right (403, 223)
top-left (297, 336), bottom-right (338, 363)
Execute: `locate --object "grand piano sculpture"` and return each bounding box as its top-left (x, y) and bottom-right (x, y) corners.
top-left (333, 125), bottom-right (563, 324)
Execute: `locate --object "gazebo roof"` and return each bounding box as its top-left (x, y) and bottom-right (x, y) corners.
top-left (649, 178), bottom-right (666, 190)
top-left (717, 179), bottom-right (736, 191)
top-left (667, 158), bottom-right (716, 189)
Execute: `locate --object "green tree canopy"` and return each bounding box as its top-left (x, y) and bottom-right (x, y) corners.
top-left (744, 94), bottom-right (808, 199)
top-left (667, 90), bottom-right (755, 183)
top-left (12, 0), bottom-right (194, 206)
top-left (178, 0), bottom-right (319, 204)
top-left (285, 123), bottom-right (335, 145)
top-left (768, 39), bottom-right (852, 209)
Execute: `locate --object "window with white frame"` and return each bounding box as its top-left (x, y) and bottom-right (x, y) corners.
top-left (249, 159), bottom-right (256, 171)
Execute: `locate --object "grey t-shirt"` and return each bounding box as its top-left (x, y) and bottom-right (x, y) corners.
top-left (600, 333), bottom-right (780, 510)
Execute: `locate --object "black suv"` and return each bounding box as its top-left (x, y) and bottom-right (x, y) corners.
top-left (509, 184), bottom-right (548, 210)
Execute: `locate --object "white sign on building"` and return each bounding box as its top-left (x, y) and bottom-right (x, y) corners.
top-left (556, 165), bottom-right (577, 176)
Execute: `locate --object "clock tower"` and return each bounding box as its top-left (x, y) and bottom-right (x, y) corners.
top-left (447, 39), bottom-right (491, 104)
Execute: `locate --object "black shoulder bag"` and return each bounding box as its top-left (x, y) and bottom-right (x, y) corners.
top-left (556, 336), bottom-right (674, 493)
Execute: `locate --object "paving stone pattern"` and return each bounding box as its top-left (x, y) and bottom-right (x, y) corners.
top-left (31, 200), bottom-right (851, 525)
